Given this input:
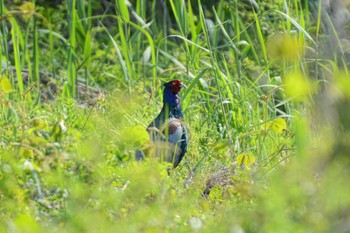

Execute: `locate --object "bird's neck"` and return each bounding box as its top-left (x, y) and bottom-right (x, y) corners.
top-left (148, 88), bottom-right (184, 129)
top-left (163, 88), bottom-right (180, 106)
top-left (149, 102), bottom-right (183, 129)
top-left (161, 103), bottom-right (183, 119)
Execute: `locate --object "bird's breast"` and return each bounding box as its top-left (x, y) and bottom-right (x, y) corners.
top-left (166, 120), bottom-right (183, 145)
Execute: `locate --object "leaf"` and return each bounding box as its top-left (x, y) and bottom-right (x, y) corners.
top-left (83, 31), bottom-right (92, 67)
top-left (182, 68), bottom-right (210, 101)
top-left (142, 46), bottom-right (151, 65)
top-left (19, 2), bottom-right (35, 21)
top-left (262, 118), bottom-right (287, 134)
top-left (236, 153), bottom-right (256, 168)
top-left (115, 0), bottom-right (130, 23)
top-left (121, 125), bottom-right (150, 149)
top-left (15, 214), bottom-right (41, 233)
top-left (19, 2), bottom-right (35, 12)
top-left (275, 10), bottom-right (316, 45)
top-left (267, 34), bottom-right (304, 62)
top-left (284, 72), bottom-right (316, 101)
top-left (334, 71), bottom-right (350, 100)
top-left (0, 76), bottom-right (13, 93)
top-left (32, 119), bottom-right (49, 129)
top-left (20, 148), bottom-right (34, 159)
top-left (51, 120), bottom-right (67, 142)
top-left (271, 118), bottom-right (287, 133)
top-left (212, 140), bottom-right (230, 154)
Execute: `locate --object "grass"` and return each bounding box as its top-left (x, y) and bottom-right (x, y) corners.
top-left (1, 0), bottom-right (350, 232)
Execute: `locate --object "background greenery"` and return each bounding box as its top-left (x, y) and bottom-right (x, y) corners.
top-left (1, 0), bottom-right (350, 232)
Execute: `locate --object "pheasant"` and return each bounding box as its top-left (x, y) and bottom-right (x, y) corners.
top-left (137, 80), bottom-right (188, 168)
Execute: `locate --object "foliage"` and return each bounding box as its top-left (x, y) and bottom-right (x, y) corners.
top-left (1, 0), bottom-right (350, 232)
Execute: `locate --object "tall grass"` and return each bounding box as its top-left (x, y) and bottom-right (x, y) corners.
top-left (66, 0), bottom-right (77, 97)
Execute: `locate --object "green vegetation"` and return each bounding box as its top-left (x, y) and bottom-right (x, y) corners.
top-left (1, 0), bottom-right (350, 232)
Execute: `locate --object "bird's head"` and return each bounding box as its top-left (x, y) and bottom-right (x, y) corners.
top-left (164, 79), bottom-right (186, 94)
top-left (163, 79), bottom-right (186, 105)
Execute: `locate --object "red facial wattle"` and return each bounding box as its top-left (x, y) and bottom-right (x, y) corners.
top-left (170, 80), bottom-right (182, 94)
top-left (171, 85), bottom-right (181, 94)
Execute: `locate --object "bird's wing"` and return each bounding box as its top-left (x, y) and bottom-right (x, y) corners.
top-left (148, 119), bottom-right (187, 168)
top-left (173, 124), bottom-right (188, 168)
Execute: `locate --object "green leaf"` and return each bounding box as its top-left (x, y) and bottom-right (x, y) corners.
top-left (236, 153), bottom-right (256, 168)
top-left (334, 71), bottom-right (350, 100)
top-left (267, 34), bottom-right (304, 62)
top-left (115, 0), bottom-right (130, 23)
top-left (15, 214), bottom-right (42, 233)
top-left (19, 2), bottom-right (35, 21)
top-left (51, 120), bottom-right (67, 142)
top-left (271, 118), bottom-right (287, 133)
top-left (83, 31), bottom-right (92, 67)
top-left (275, 10), bottom-right (316, 45)
top-left (121, 125), bottom-right (150, 149)
top-left (0, 76), bottom-right (13, 93)
top-left (262, 118), bottom-right (287, 134)
top-left (284, 72), bottom-right (316, 101)
top-left (212, 140), bottom-right (230, 154)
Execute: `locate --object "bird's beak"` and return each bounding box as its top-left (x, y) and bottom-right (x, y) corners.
top-left (180, 84), bottom-right (187, 88)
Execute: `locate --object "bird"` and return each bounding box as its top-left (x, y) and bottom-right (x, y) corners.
top-left (136, 80), bottom-right (188, 168)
